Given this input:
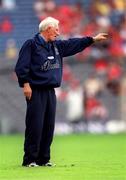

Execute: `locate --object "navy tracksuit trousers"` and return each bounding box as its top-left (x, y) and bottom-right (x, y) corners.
top-left (22, 87), bottom-right (56, 166)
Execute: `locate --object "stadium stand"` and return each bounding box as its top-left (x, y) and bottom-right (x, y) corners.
top-left (0, 0), bottom-right (126, 133)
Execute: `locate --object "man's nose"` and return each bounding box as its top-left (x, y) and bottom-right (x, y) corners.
top-left (56, 31), bottom-right (60, 36)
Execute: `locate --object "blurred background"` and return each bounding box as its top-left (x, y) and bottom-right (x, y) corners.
top-left (0, 0), bottom-right (126, 134)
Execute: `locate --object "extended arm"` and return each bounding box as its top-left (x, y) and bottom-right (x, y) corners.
top-left (56, 33), bottom-right (108, 57)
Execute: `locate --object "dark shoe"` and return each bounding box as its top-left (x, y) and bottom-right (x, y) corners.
top-left (42, 162), bottom-right (56, 167)
top-left (24, 162), bottom-right (39, 167)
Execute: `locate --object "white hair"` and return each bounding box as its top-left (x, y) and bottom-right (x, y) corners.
top-left (39, 17), bottom-right (59, 32)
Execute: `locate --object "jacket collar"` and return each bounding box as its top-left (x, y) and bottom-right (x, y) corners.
top-left (34, 33), bottom-right (47, 46)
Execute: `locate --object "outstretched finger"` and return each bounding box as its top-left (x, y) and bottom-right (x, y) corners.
top-left (101, 33), bottom-right (109, 37)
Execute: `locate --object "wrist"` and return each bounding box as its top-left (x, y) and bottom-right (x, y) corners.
top-left (92, 37), bottom-right (97, 42)
top-left (24, 83), bottom-right (30, 87)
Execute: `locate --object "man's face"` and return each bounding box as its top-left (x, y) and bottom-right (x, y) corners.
top-left (47, 25), bottom-right (60, 41)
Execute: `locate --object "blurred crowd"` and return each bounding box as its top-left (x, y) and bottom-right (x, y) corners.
top-left (33, 0), bottom-right (126, 131)
top-left (34, 0), bottom-right (126, 58)
top-left (0, 0), bottom-right (126, 133)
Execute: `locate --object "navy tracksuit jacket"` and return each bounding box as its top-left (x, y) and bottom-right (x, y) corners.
top-left (15, 33), bottom-right (93, 165)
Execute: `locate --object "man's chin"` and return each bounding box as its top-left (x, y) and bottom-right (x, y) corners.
top-left (51, 37), bottom-right (57, 41)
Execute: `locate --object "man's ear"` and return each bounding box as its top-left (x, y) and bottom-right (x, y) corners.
top-left (47, 26), bottom-right (52, 32)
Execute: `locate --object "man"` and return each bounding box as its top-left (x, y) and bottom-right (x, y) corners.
top-left (15, 17), bottom-right (108, 167)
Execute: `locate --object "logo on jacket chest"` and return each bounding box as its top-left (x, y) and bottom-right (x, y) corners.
top-left (41, 44), bottom-right (60, 71)
top-left (41, 60), bottom-right (60, 71)
top-left (47, 56), bottom-right (54, 60)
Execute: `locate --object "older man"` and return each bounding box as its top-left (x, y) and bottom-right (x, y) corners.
top-left (15, 17), bottom-right (108, 167)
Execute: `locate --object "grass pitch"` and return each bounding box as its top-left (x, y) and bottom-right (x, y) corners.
top-left (0, 133), bottom-right (125, 180)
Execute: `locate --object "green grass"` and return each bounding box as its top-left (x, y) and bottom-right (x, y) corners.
top-left (0, 133), bottom-right (126, 180)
